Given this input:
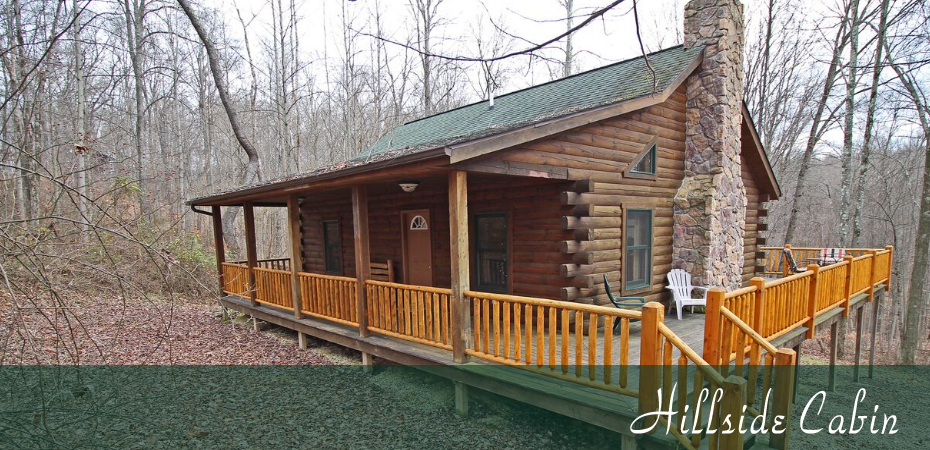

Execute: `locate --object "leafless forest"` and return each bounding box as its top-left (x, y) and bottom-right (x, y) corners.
top-left (1, 0), bottom-right (928, 364)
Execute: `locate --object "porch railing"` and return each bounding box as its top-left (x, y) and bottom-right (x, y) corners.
top-left (255, 267), bottom-right (293, 309)
top-left (229, 258), bottom-right (291, 271)
top-left (218, 245), bottom-right (893, 450)
top-left (221, 262), bottom-right (250, 297)
top-left (366, 280), bottom-right (453, 350)
top-left (465, 290), bottom-right (641, 397)
top-left (300, 272), bottom-right (358, 326)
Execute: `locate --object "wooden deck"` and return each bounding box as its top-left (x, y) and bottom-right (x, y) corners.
top-left (219, 294), bottom-right (710, 450)
top-left (214, 244), bottom-right (893, 450)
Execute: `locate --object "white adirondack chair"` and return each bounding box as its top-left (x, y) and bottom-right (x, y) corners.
top-left (665, 269), bottom-right (708, 320)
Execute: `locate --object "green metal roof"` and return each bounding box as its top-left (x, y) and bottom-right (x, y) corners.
top-left (358, 45), bottom-right (702, 160)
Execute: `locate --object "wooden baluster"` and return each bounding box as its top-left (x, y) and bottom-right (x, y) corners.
top-left (526, 304), bottom-right (533, 365)
top-left (690, 370), bottom-right (704, 449)
top-left (503, 301), bottom-right (511, 360)
top-left (493, 299), bottom-right (501, 357)
top-left (587, 313), bottom-right (596, 378)
top-left (805, 264), bottom-right (820, 339)
top-left (560, 309), bottom-right (569, 374)
top-left (482, 298), bottom-right (490, 354)
top-left (663, 340), bottom-right (673, 410)
top-left (677, 355), bottom-right (688, 433)
top-left (604, 316), bottom-right (614, 384)
top-left (538, 306), bottom-right (546, 367)
top-left (514, 302), bottom-right (522, 360)
top-left (620, 318), bottom-right (630, 388)
top-left (574, 311), bottom-right (583, 377)
top-left (472, 298), bottom-right (481, 353)
top-left (548, 307), bottom-right (557, 371)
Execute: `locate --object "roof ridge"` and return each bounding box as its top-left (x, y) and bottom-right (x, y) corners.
top-left (402, 44), bottom-right (689, 127)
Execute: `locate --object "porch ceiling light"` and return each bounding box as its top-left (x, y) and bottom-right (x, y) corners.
top-left (398, 181), bottom-right (420, 193)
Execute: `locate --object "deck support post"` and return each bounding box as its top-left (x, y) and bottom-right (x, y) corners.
top-left (769, 348), bottom-right (796, 450)
top-left (298, 332), bottom-right (307, 350)
top-left (454, 381), bottom-right (469, 417)
top-left (638, 302), bottom-right (664, 432)
top-left (853, 306), bottom-right (864, 382)
top-left (449, 170), bottom-right (471, 363)
top-left (211, 206), bottom-right (226, 297)
top-left (620, 434), bottom-right (637, 450)
top-left (352, 186), bottom-right (371, 337)
top-left (828, 322), bottom-right (838, 391)
top-left (719, 376), bottom-right (746, 450)
top-left (287, 195), bottom-right (304, 320)
top-left (791, 344), bottom-right (800, 405)
top-left (868, 292), bottom-right (880, 378)
top-left (243, 202), bottom-right (259, 307)
top-left (361, 352), bottom-right (374, 373)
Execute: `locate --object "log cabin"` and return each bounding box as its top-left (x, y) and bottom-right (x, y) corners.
top-left (187, 1), bottom-right (893, 449)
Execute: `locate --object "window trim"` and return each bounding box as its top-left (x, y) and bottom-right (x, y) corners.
top-left (621, 207), bottom-right (654, 295)
top-left (623, 136), bottom-right (659, 180)
top-left (473, 211), bottom-right (510, 293)
top-left (321, 219), bottom-right (343, 276)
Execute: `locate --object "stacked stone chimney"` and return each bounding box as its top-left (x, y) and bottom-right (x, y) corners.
top-left (672, 0), bottom-right (747, 290)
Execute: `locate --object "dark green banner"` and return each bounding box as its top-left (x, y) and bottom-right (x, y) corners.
top-left (0, 365), bottom-right (926, 449)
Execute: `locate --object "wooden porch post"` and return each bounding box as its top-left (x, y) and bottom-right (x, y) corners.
top-left (211, 206), bottom-right (226, 297)
top-left (449, 170), bottom-right (471, 364)
top-left (702, 289), bottom-right (725, 367)
top-left (352, 186), bottom-right (371, 338)
top-left (769, 348), bottom-right (797, 450)
top-left (287, 195), bottom-right (304, 319)
top-left (638, 302), bottom-right (664, 432)
top-left (243, 202), bottom-right (259, 308)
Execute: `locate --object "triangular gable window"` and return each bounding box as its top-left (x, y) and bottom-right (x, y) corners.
top-left (623, 137), bottom-right (658, 180)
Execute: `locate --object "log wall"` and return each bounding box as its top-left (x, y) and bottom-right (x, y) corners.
top-left (298, 177), bottom-right (574, 300)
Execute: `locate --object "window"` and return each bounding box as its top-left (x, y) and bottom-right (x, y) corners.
top-left (624, 209), bottom-right (653, 292)
top-left (475, 213), bottom-right (508, 292)
top-left (322, 219), bottom-right (342, 275)
top-left (631, 143), bottom-right (656, 174)
top-left (624, 137), bottom-right (658, 179)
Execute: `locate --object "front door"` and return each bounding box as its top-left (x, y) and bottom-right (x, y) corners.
top-left (402, 210), bottom-right (433, 286)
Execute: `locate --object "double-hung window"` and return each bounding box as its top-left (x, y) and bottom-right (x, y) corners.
top-left (624, 209), bottom-right (653, 292)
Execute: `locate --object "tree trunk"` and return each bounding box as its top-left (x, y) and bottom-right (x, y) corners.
top-left (887, 52), bottom-right (930, 364)
top-left (784, 9), bottom-right (850, 244)
top-left (852, 0), bottom-right (890, 246)
top-left (838, 0), bottom-right (860, 246)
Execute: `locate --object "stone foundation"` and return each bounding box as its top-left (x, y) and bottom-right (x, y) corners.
top-left (672, 0), bottom-right (747, 289)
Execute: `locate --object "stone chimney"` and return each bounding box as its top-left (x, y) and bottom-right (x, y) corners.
top-left (672, 0), bottom-right (747, 290)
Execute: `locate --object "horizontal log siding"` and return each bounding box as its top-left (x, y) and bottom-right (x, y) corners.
top-left (298, 177), bottom-right (573, 300)
top-left (742, 160), bottom-right (765, 283)
top-left (496, 87), bottom-right (688, 307)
